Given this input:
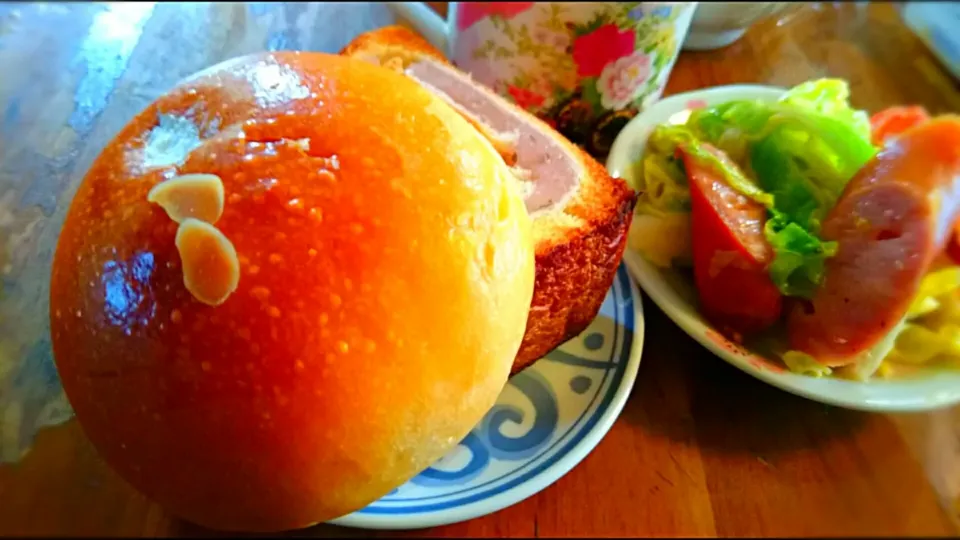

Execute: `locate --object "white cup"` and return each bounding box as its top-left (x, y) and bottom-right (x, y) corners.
top-left (682, 2), bottom-right (790, 51)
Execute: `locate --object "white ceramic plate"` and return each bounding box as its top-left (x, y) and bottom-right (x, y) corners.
top-left (330, 265), bottom-right (644, 529)
top-left (606, 85), bottom-right (960, 412)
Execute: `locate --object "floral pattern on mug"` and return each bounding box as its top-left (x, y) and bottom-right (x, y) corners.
top-left (532, 25), bottom-right (571, 51)
top-left (572, 23), bottom-right (636, 78)
top-left (455, 3), bottom-right (696, 156)
top-left (597, 50), bottom-right (654, 110)
top-left (508, 85), bottom-right (546, 110)
top-left (457, 2), bottom-right (535, 31)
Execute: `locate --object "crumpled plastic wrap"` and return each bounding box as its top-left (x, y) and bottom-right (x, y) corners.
top-left (0, 0), bottom-right (400, 464)
top-left (0, 192), bottom-right (75, 463)
top-left (0, 1), bottom-right (160, 463)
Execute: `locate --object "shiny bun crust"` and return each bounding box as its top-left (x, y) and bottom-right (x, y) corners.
top-left (49, 52), bottom-right (535, 532)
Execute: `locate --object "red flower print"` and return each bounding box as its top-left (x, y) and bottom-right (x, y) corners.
top-left (686, 99), bottom-right (708, 110)
top-left (456, 2), bottom-right (535, 31)
top-left (507, 85), bottom-right (545, 110)
top-left (572, 24), bottom-right (637, 78)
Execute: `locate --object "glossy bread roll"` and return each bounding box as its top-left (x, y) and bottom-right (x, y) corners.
top-left (49, 52), bottom-right (535, 532)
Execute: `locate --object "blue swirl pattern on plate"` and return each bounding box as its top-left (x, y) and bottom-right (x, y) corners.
top-left (340, 265), bottom-right (636, 518)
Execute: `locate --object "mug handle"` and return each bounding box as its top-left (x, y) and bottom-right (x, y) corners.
top-left (387, 2), bottom-right (452, 57)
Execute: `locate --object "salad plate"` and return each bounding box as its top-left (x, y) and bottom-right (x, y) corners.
top-left (606, 85), bottom-right (960, 412)
top-left (331, 265), bottom-right (644, 529)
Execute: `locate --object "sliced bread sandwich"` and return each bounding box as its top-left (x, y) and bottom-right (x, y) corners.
top-left (341, 26), bottom-right (637, 373)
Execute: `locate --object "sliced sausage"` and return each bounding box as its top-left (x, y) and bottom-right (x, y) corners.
top-left (788, 116), bottom-right (960, 365)
top-left (684, 144), bottom-right (783, 336)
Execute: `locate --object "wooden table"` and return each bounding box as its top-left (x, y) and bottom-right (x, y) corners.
top-left (1, 2), bottom-right (959, 537)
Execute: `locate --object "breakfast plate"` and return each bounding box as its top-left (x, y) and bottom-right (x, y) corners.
top-left (605, 85), bottom-right (960, 413)
top-left (331, 265), bottom-right (643, 529)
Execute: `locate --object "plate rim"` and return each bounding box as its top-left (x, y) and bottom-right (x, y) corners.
top-left (330, 265), bottom-right (646, 530)
top-left (607, 85), bottom-right (960, 413)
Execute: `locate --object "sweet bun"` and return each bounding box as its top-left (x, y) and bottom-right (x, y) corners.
top-left (49, 52), bottom-right (535, 531)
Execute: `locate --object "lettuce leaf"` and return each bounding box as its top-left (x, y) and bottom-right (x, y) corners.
top-left (764, 213), bottom-right (838, 298)
top-left (646, 124), bottom-right (773, 207)
top-left (632, 125), bottom-right (691, 215)
top-left (687, 100), bottom-right (876, 212)
top-left (782, 350), bottom-right (833, 377)
top-left (629, 126), bottom-right (696, 267)
top-left (779, 78), bottom-right (872, 144)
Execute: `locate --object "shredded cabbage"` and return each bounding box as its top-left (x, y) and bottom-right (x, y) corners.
top-left (783, 351), bottom-right (833, 378)
top-left (779, 78), bottom-right (872, 144)
top-left (879, 267), bottom-right (960, 374)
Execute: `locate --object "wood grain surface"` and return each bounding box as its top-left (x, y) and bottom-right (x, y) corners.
top-left (1, 2), bottom-right (959, 537)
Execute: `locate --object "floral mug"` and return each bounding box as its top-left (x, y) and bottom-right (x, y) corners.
top-left (390, 2), bottom-right (697, 157)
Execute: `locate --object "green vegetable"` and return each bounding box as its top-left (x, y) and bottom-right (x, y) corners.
top-left (646, 124), bottom-right (773, 207)
top-left (764, 214), bottom-right (838, 298)
top-left (629, 126), bottom-right (697, 267)
top-left (779, 78), bottom-right (872, 144)
top-left (641, 152), bottom-right (690, 213)
top-left (782, 350), bottom-right (833, 377)
top-left (687, 100), bottom-right (876, 211)
top-left (751, 132), bottom-right (840, 297)
top-left (631, 125), bottom-right (690, 216)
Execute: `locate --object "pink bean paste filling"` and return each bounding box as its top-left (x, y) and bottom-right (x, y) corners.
top-left (406, 60), bottom-right (582, 214)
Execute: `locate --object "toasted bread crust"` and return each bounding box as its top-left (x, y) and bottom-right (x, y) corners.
top-left (514, 148), bottom-right (636, 373)
top-left (339, 25), bottom-right (447, 66)
top-left (341, 26), bottom-right (637, 374)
